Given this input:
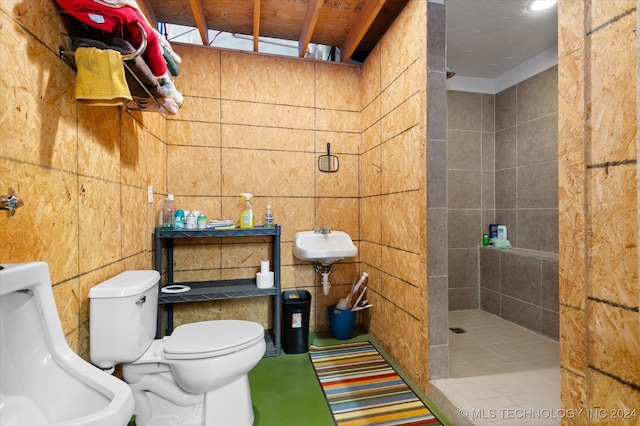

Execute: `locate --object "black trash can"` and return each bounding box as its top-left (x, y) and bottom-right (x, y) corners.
top-left (281, 290), bottom-right (312, 354)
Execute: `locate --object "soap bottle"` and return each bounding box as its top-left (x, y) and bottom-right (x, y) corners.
top-left (239, 193), bottom-right (254, 229)
top-left (161, 194), bottom-right (176, 229)
top-left (264, 201), bottom-right (274, 228)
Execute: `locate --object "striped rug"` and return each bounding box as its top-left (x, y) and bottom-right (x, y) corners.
top-left (309, 341), bottom-right (443, 426)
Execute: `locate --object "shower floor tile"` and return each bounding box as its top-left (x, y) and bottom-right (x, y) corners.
top-left (429, 310), bottom-right (560, 425)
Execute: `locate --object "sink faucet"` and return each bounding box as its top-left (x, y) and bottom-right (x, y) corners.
top-left (0, 187), bottom-right (23, 217)
top-left (315, 226), bottom-right (331, 235)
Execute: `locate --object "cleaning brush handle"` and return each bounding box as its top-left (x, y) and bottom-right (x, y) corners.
top-left (353, 272), bottom-right (368, 293)
top-left (351, 287), bottom-right (367, 311)
top-left (352, 304), bottom-right (372, 311)
top-left (346, 272), bottom-right (368, 308)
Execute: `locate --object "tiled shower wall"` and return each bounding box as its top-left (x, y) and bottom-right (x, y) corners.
top-left (558, 0), bottom-right (639, 418)
top-left (446, 91), bottom-right (495, 310)
top-left (495, 66), bottom-right (559, 253)
top-left (446, 66), bottom-right (559, 315)
top-left (427, 0), bottom-right (450, 380)
top-left (480, 248), bottom-right (559, 340)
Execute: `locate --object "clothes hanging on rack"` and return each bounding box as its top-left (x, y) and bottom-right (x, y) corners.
top-left (87, 0), bottom-right (182, 76)
top-left (74, 47), bottom-right (132, 106)
top-left (73, 37), bottom-right (168, 100)
top-left (55, 0), bottom-right (167, 77)
top-left (72, 36), bottom-right (183, 114)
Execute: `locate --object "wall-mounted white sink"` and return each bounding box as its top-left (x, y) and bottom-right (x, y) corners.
top-left (293, 231), bottom-right (357, 266)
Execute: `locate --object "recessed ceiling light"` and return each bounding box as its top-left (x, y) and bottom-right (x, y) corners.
top-left (527, 0), bottom-right (557, 12)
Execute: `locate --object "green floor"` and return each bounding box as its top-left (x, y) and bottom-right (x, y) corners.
top-left (249, 329), bottom-right (451, 426)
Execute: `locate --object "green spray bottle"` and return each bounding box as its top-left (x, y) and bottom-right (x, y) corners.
top-left (239, 193), bottom-right (254, 229)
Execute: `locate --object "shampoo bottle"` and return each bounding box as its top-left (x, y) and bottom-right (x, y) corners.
top-left (240, 193), bottom-right (254, 229)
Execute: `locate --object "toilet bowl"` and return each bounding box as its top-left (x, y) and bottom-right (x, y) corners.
top-left (0, 262), bottom-right (134, 426)
top-left (89, 270), bottom-right (266, 426)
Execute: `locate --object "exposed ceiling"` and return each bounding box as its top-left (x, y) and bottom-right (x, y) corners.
top-left (139, 0), bottom-right (557, 76)
top-left (141, 0), bottom-right (409, 63)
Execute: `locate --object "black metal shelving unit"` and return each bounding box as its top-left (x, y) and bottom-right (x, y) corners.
top-left (154, 225), bottom-right (281, 357)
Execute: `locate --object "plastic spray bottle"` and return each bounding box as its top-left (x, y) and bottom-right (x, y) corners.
top-left (239, 193), bottom-right (254, 229)
top-left (264, 201), bottom-right (274, 228)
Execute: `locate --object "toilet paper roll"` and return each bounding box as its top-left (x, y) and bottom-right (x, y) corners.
top-left (256, 271), bottom-right (274, 289)
top-left (261, 260), bottom-right (270, 274)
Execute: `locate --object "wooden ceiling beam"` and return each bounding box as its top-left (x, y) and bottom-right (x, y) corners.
top-left (298, 0), bottom-right (323, 58)
top-left (253, 0), bottom-right (261, 52)
top-left (340, 0), bottom-right (386, 62)
top-left (138, 0), bottom-right (158, 27)
top-left (190, 0), bottom-right (209, 45)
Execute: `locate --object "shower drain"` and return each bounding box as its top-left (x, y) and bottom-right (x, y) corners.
top-left (449, 327), bottom-right (467, 334)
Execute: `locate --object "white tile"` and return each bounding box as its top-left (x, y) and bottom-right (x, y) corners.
top-left (431, 310), bottom-right (560, 425)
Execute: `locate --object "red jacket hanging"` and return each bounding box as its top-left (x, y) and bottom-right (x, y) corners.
top-left (55, 0), bottom-right (167, 77)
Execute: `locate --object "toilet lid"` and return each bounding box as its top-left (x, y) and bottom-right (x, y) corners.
top-left (164, 320), bottom-right (264, 360)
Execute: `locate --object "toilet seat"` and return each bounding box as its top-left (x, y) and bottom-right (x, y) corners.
top-left (164, 320), bottom-right (265, 360)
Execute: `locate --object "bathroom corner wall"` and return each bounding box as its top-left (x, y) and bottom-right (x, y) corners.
top-left (360, 0), bottom-right (429, 390)
top-left (495, 66), bottom-right (559, 252)
top-left (446, 91), bottom-right (495, 310)
top-left (427, 0), bottom-right (449, 380)
top-left (0, 0), bottom-right (168, 360)
top-left (164, 45), bottom-right (361, 333)
top-left (558, 0), bottom-right (640, 419)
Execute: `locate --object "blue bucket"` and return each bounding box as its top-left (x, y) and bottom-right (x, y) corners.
top-left (328, 306), bottom-right (355, 340)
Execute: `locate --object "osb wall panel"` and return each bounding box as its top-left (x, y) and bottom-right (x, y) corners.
top-left (587, 167), bottom-right (639, 307)
top-left (559, 305), bottom-right (586, 375)
top-left (558, 1), bottom-right (639, 422)
top-left (587, 301), bottom-right (640, 388)
top-left (558, 4), bottom-right (589, 409)
top-left (560, 368), bottom-right (587, 419)
top-left (0, 0), bottom-right (168, 360)
top-left (588, 11), bottom-right (637, 163)
top-left (167, 44), bottom-right (362, 331)
top-left (359, 0), bottom-right (429, 391)
top-left (588, 369), bottom-right (640, 424)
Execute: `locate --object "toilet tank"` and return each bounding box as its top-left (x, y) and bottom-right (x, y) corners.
top-left (89, 270), bottom-right (160, 369)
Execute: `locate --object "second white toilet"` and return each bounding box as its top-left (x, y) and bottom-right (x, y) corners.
top-left (89, 270), bottom-right (266, 426)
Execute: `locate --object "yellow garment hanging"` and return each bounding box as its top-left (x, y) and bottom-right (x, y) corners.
top-left (74, 47), bottom-right (132, 106)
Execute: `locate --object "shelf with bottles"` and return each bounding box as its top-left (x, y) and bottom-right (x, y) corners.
top-left (153, 225), bottom-right (281, 356)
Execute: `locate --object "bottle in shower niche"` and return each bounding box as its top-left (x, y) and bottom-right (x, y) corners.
top-left (161, 194), bottom-right (176, 229)
top-left (264, 201), bottom-right (274, 228)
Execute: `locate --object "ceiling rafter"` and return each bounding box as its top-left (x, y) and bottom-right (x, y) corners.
top-left (144, 0), bottom-right (406, 63)
top-left (253, 0), bottom-right (261, 52)
top-left (340, 0), bottom-right (386, 62)
top-left (298, 0), bottom-right (323, 58)
top-left (189, 0), bottom-right (209, 45)
top-left (138, 0), bottom-right (158, 27)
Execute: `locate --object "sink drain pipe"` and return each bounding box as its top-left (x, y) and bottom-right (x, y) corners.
top-left (315, 263), bottom-right (332, 295)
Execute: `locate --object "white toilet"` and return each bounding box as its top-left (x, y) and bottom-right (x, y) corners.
top-left (89, 270), bottom-right (266, 426)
